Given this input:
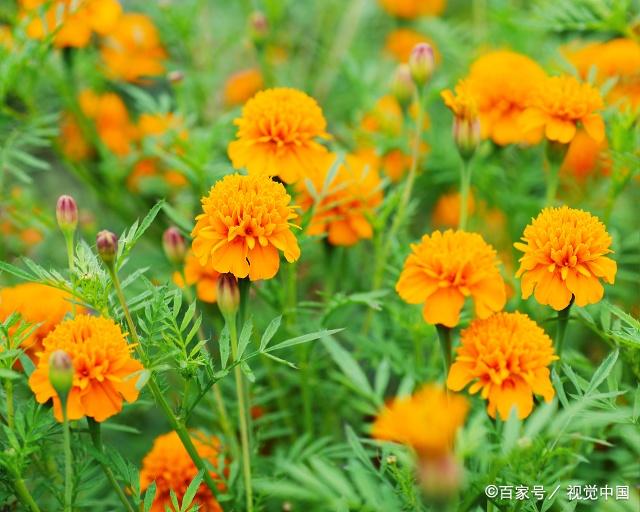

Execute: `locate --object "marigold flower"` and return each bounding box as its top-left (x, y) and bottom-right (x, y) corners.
top-left (223, 68), bottom-right (264, 107)
top-left (514, 206), bottom-right (616, 310)
top-left (520, 75), bottom-right (605, 144)
top-left (384, 28), bottom-right (439, 63)
top-left (372, 384), bottom-right (468, 458)
top-left (227, 88), bottom-right (330, 184)
top-left (432, 191), bottom-right (475, 228)
top-left (28, 315), bottom-right (143, 422)
top-left (378, 0), bottom-right (446, 19)
top-left (140, 431), bottom-right (226, 512)
top-left (100, 13), bottom-right (167, 82)
top-left (561, 129), bottom-right (610, 180)
top-left (396, 230), bottom-right (506, 327)
top-left (441, 79), bottom-right (478, 121)
top-left (0, 283), bottom-right (75, 360)
top-left (297, 152), bottom-right (383, 246)
top-left (447, 312), bottom-right (558, 419)
top-left (192, 174), bottom-right (300, 281)
top-left (173, 251), bottom-right (220, 303)
top-left (59, 114), bottom-right (93, 161)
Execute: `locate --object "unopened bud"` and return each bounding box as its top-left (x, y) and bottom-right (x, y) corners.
top-left (216, 273), bottom-right (240, 318)
top-left (56, 195), bottom-right (78, 233)
top-left (96, 230), bottom-right (118, 268)
top-left (49, 350), bottom-right (74, 402)
top-left (167, 70), bottom-right (184, 84)
top-left (418, 454), bottom-right (463, 501)
top-left (163, 227), bottom-right (187, 265)
top-left (453, 116), bottom-right (481, 159)
top-left (409, 43), bottom-right (435, 87)
top-left (392, 64), bottom-right (415, 110)
top-left (249, 11), bottom-right (269, 45)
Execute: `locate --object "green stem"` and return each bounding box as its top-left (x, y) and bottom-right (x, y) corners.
top-left (87, 419), bottom-right (135, 512)
top-left (13, 477), bottom-right (41, 512)
top-left (436, 324), bottom-right (452, 378)
top-left (4, 380), bottom-right (14, 429)
top-left (458, 159), bottom-right (472, 230)
top-left (285, 261), bottom-right (297, 328)
top-left (555, 299), bottom-right (573, 357)
top-left (64, 232), bottom-right (76, 316)
top-left (62, 405), bottom-right (73, 511)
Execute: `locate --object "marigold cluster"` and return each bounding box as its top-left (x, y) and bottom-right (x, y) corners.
top-left (173, 252), bottom-right (220, 303)
top-left (228, 88), bottom-right (330, 184)
top-left (447, 312), bottom-right (558, 420)
top-left (378, 0), bottom-right (447, 19)
top-left (515, 206), bottom-right (616, 310)
top-left (29, 315), bottom-right (143, 422)
top-left (140, 431), bottom-right (226, 512)
top-left (396, 230), bottom-right (506, 327)
top-left (372, 384), bottom-right (468, 457)
top-left (224, 68), bottom-right (265, 107)
top-left (192, 174), bottom-right (300, 281)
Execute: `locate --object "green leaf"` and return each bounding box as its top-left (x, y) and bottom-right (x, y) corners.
top-left (181, 470), bottom-right (204, 511)
top-left (237, 318), bottom-right (254, 359)
top-left (143, 481), bottom-right (157, 512)
top-left (586, 349), bottom-right (619, 394)
top-left (259, 316), bottom-right (282, 351)
top-left (265, 328), bottom-right (343, 353)
top-left (219, 326), bottom-right (230, 369)
top-left (322, 336), bottom-right (374, 401)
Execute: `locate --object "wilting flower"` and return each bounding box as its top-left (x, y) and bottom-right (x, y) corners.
top-left (29, 315), bottom-right (143, 422)
top-left (173, 251), bottom-right (220, 303)
top-left (378, 0), bottom-right (446, 19)
top-left (0, 283), bottom-right (76, 360)
top-left (447, 312), bottom-right (558, 419)
top-left (520, 75), bottom-right (605, 144)
top-left (297, 152), bottom-right (383, 246)
top-left (100, 13), bottom-right (167, 82)
top-left (396, 230), bottom-right (506, 327)
top-left (561, 129), bottom-right (610, 180)
top-left (20, 0), bottom-right (122, 48)
top-left (432, 191), bottom-right (475, 228)
top-left (223, 68), bottom-right (264, 107)
top-left (228, 88), bottom-right (330, 183)
top-left (466, 51), bottom-right (546, 145)
top-left (372, 384), bottom-right (468, 457)
top-left (384, 28), bottom-right (439, 63)
top-left (140, 431), bottom-right (226, 512)
top-left (515, 206), bottom-right (616, 310)
top-left (192, 174), bottom-right (300, 281)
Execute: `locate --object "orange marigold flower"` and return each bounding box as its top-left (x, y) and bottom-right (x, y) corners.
top-left (297, 152), bottom-right (383, 246)
top-left (192, 174), bottom-right (300, 281)
top-left (59, 113), bottom-right (93, 161)
top-left (447, 312), bottom-right (558, 420)
top-left (396, 230), bottom-right (506, 327)
top-left (227, 88), bottom-right (330, 184)
top-left (28, 315), bottom-right (143, 422)
top-left (520, 75), bottom-right (605, 144)
top-left (378, 0), bottom-right (446, 19)
top-left (561, 129), bottom-right (610, 180)
top-left (223, 68), bottom-right (264, 107)
top-left (140, 431), bottom-right (226, 512)
top-left (432, 191), bottom-right (475, 228)
top-left (372, 384), bottom-right (468, 458)
top-left (100, 13), bottom-right (167, 82)
top-left (173, 251), bottom-right (220, 303)
top-left (441, 79), bottom-right (478, 121)
top-left (514, 206), bottom-right (616, 310)
top-left (384, 28), bottom-right (439, 63)
top-left (0, 283), bottom-right (75, 360)
top-left (466, 50), bottom-right (547, 145)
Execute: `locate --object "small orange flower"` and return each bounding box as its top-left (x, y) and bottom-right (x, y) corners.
top-left (173, 252), bottom-right (220, 303)
top-left (515, 206), bottom-right (616, 310)
top-left (396, 230), bottom-right (506, 327)
top-left (29, 315), bottom-right (143, 422)
top-left (140, 431), bottom-right (226, 512)
top-left (372, 384), bottom-right (468, 458)
top-left (297, 152), bottom-right (383, 246)
top-left (447, 312), bottom-right (558, 420)
top-left (100, 13), bottom-right (167, 82)
top-left (520, 75), bottom-right (605, 144)
top-left (384, 28), bottom-right (439, 63)
top-left (192, 174), bottom-right (301, 281)
top-left (59, 114), bottom-right (93, 161)
top-left (227, 88), bottom-right (330, 184)
top-left (223, 68), bottom-right (264, 107)
top-left (441, 79), bottom-right (478, 121)
top-left (432, 191), bottom-right (475, 228)
top-left (378, 0), bottom-right (446, 19)
top-left (561, 129), bottom-right (609, 180)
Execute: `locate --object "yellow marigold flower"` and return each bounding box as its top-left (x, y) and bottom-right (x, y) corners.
top-left (514, 206), bottom-right (616, 311)
top-left (432, 190), bottom-right (475, 228)
top-left (192, 174), bottom-right (300, 281)
top-left (561, 129), bottom-right (610, 180)
top-left (441, 79), bottom-right (478, 121)
top-left (448, 312), bottom-right (558, 420)
top-left (227, 88), bottom-right (330, 184)
top-left (297, 152), bottom-right (383, 246)
top-left (140, 431), bottom-right (226, 512)
top-left (466, 50), bottom-right (547, 145)
top-left (378, 0), bottom-right (446, 19)
top-left (100, 13), bottom-right (167, 82)
top-left (28, 315), bottom-right (143, 422)
top-left (223, 68), bottom-right (264, 107)
top-left (396, 230), bottom-right (506, 327)
top-left (372, 384), bottom-right (468, 458)
top-left (173, 251), bottom-right (220, 303)
top-left (520, 75), bottom-right (605, 144)
top-left (384, 28), bottom-right (439, 63)
top-left (0, 283), bottom-right (75, 361)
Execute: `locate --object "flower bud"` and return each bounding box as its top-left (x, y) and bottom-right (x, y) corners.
top-left (418, 454), bottom-right (463, 501)
top-left (249, 11), bottom-right (269, 45)
top-left (452, 115), bottom-right (481, 159)
top-left (409, 43), bottom-right (435, 87)
top-left (96, 230), bottom-right (118, 268)
top-left (392, 64), bottom-right (415, 110)
top-left (56, 195), bottom-right (78, 234)
top-left (162, 227), bottom-right (187, 266)
top-left (216, 273), bottom-right (240, 318)
top-left (167, 70), bottom-right (184, 84)
top-left (49, 350), bottom-right (74, 402)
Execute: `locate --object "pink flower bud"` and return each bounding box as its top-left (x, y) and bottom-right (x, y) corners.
top-left (96, 230), bottom-right (118, 267)
top-left (392, 64), bottom-right (415, 110)
top-left (162, 227), bottom-right (187, 265)
top-left (56, 195), bottom-right (78, 233)
top-left (216, 273), bottom-right (240, 318)
top-left (167, 70), bottom-right (184, 84)
top-left (453, 116), bottom-right (481, 159)
top-left (49, 350), bottom-right (74, 401)
top-left (418, 454), bottom-right (463, 501)
top-left (409, 43), bottom-right (435, 86)
top-left (249, 11), bottom-right (269, 44)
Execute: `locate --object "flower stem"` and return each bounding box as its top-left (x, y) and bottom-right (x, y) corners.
top-left (13, 477), bottom-right (40, 512)
top-left (4, 380), bottom-right (14, 429)
top-left (87, 419), bottom-right (135, 512)
top-left (63, 232), bottom-right (76, 316)
top-left (436, 324), bottom-right (452, 378)
top-left (458, 158), bottom-right (472, 230)
top-left (61, 404), bottom-right (73, 511)
top-left (555, 299), bottom-right (573, 357)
